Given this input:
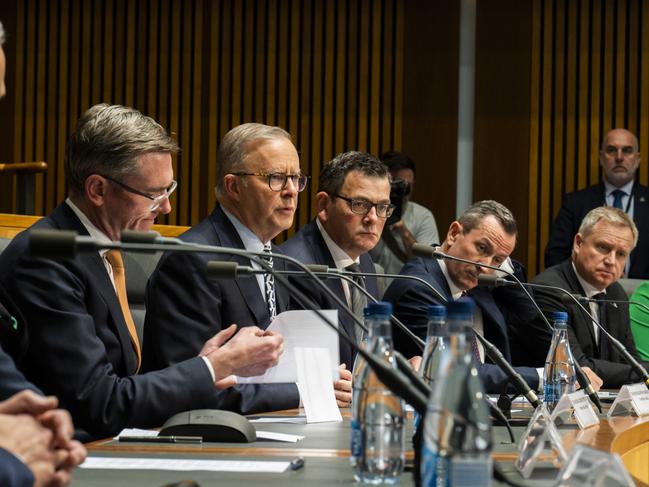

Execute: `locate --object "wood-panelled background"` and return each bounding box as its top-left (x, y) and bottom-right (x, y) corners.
top-left (527, 0), bottom-right (649, 276)
top-left (0, 0), bottom-right (404, 239)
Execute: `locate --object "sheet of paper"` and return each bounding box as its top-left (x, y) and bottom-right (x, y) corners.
top-left (237, 309), bottom-right (340, 384)
top-left (80, 457), bottom-right (289, 473)
top-left (113, 428), bottom-right (158, 439)
top-left (255, 430), bottom-right (304, 442)
top-left (296, 347), bottom-right (343, 423)
top-left (248, 417), bottom-right (307, 424)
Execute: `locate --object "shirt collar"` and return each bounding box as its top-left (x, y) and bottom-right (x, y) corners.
top-left (221, 206), bottom-right (268, 252)
top-left (571, 261), bottom-right (606, 297)
top-left (437, 257), bottom-right (464, 300)
top-left (315, 218), bottom-right (358, 270)
top-left (604, 178), bottom-right (634, 197)
top-left (65, 198), bottom-right (113, 255)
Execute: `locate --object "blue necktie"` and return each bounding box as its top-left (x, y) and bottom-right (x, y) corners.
top-left (612, 189), bottom-right (625, 210)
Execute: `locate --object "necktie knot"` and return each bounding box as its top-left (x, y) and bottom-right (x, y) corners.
top-left (105, 249), bottom-right (124, 270)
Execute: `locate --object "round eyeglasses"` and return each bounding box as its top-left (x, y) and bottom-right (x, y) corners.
top-left (229, 172), bottom-right (309, 192)
top-left (101, 174), bottom-right (177, 211)
top-left (333, 194), bottom-right (395, 218)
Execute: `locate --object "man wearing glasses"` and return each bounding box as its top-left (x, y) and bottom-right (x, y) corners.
top-left (0, 106), bottom-right (285, 439)
top-left (281, 151), bottom-right (392, 371)
top-left (145, 123), bottom-right (352, 410)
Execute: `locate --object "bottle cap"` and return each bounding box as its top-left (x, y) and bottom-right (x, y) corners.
top-left (365, 301), bottom-right (393, 317)
top-left (427, 305), bottom-right (446, 319)
top-left (551, 311), bottom-right (568, 323)
top-left (446, 297), bottom-right (475, 317)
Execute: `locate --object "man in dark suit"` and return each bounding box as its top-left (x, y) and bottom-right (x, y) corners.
top-left (0, 105), bottom-right (284, 440)
top-left (545, 128), bottom-right (649, 278)
top-left (383, 200), bottom-right (602, 393)
top-left (281, 151), bottom-right (390, 368)
top-left (144, 123), bottom-right (352, 409)
top-left (533, 206), bottom-right (648, 388)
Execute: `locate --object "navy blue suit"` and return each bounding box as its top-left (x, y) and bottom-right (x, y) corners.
top-left (143, 205), bottom-right (300, 412)
top-left (0, 449), bottom-right (33, 487)
top-left (280, 219), bottom-right (380, 367)
top-left (383, 257), bottom-right (540, 393)
top-left (0, 203), bottom-right (218, 440)
top-left (545, 181), bottom-right (649, 278)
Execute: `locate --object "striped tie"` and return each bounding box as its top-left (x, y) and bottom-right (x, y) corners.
top-left (262, 243), bottom-right (277, 320)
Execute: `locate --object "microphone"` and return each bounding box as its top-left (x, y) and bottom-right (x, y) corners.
top-left (29, 230), bottom-right (431, 415)
top-left (577, 295), bottom-right (649, 315)
top-left (415, 244), bottom-right (603, 412)
top-left (28, 229), bottom-right (117, 259)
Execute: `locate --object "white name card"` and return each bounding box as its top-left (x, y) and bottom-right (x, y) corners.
top-left (607, 383), bottom-right (649, 418)
top-left (551, 390), bottom-right (600, 429)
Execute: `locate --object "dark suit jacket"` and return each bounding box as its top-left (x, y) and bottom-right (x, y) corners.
top-left (545, 181), bottom-right (649, 278)
top-left (0, 449), bottom-right (33, 487)
top-left (0, 203), bottom-right (217, 439)
top-left (531, 259), bottom-right (649, 388)
top-left (382, 257), bottom-right (540, 393)
top-left (280, 218), bottom-right (381, 367)
top-left (143, 205), bottom-right (300, 412)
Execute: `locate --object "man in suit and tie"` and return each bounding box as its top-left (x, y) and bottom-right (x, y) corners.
top-left (144, 123), bottom-right (352, 409)
top-left (545, 128), bottom-right (649, 278)
top-left (532, 206), bottom-right (648, 388)
top-left (0, 105), bottom-right (284, 440)
top-left (281, 151), bottom-right (391, 368)
top-left (383, 200), bottom-right (602, 393)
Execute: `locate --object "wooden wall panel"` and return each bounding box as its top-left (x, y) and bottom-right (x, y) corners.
top-left (528, 0), bottom-right (649, 276)
top-left (0, 0), bottom-right (403, 242)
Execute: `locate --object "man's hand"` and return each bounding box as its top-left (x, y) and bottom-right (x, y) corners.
top-left (0, 389), bottom-right (58, 416)
top-left (390, 220), bottom-right (416, 256)
top-left (579, 366), bottom-right (603, 392)
top-left (202, 325), bottom-right (284, 384)
top-left (408, 355), bottom-right (422, 372)
top-left (0, 413), bottom-right (57, 487)
top-left (334, 364), bottom-right (352, 407)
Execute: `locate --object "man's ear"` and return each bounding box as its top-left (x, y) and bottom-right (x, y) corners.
top-left (573, 233), bottom-right (583, 254)
top-left (85, 175), bottom-right (107, 207)
top-left (446, 221), bottom-right (463, 244)
top-left (316, 192), bottom-right (330, 222)
top-left (223, 174), bottom-right (241, 202)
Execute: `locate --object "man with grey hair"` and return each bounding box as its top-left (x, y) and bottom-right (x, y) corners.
top-left (532, 206), bottom-right (648, 388)
top-left (145, 123), bottom-right (353, 410)
top-left (384, 200), bottom-right (602, 393)
top-left (545, 128), bottom-right (649, 278)
top-left (0, 105), bottom-right (285, 440)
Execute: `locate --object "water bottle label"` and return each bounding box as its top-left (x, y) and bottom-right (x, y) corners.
top-left (350, 419), bottom-right (363, 457)
top-left (449, 456), bottom-right (492, 486)
top-left (544, 382), bottom-right (561, 404)
top-left (421, 446), bottom-right (449, 487)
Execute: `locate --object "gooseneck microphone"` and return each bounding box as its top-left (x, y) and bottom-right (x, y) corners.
top-left (412, 243), bottom-right (603, 413)
top-left (28, 229), bottom-right (431, 414)
top-left (577, 295), bottom-right (649, 315)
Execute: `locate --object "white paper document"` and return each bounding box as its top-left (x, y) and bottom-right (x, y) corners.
top-left (237, 309), bottom-right (340, 384)
top-left (248, 416), bottom-right (307, 424)
top-left (255, 430), bottom-right (304, 442)
top-left (80, 457), bottom-right (290, 473)
top-left (113, 428), bottom-right (158, 439)
top-left (296, 347), bottom-right (343, 423)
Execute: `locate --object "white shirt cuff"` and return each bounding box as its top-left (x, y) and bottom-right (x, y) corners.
top-left (201, 356), bottom-right (216, 382)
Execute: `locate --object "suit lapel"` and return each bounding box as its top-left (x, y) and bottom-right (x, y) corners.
top-left (561, 261), bottom-right (599, 352)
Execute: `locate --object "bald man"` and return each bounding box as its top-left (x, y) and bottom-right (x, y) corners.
top-left (545, 128), bottom-right (649, 278)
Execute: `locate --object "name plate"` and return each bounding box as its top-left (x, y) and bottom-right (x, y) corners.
top-left (607, 383), bottom-right (649, 418)
top-left (551, 390), bottom-right (600, 429)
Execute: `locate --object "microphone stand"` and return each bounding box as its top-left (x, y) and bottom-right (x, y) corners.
top-left (413, 244), bottom-right (603, 413)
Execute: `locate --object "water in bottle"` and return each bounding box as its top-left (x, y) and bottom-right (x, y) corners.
top-left (350, 301), bottom-right (405, 484)
top-left (543, 311), bottom-right (577, 411)
top-left (421, 297), bottom-right (492, 487)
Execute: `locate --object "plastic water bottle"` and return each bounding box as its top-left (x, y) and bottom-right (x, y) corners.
top-left (543, 311), bottom-right (577, 411)
top-left (350, 301), bottom-right (405, 484)
top-left (414, 305), bottom-right (447, 430)
top-left (421, 297), bottom-right (493, 487)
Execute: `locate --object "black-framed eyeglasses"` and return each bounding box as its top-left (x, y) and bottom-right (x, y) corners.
top-left (229, 172), bottom-right (309, 192)
top-left (101, 174), bottom-right (177, 211)
top-left (333, 194), bottom-right (395, 218)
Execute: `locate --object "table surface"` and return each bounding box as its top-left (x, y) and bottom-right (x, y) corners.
top-left (71, 405), bottom-right (649, 486)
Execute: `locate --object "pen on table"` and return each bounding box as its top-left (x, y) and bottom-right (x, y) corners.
top-left (118, 435), bottom-right (203, 444)
top-left (289, 457), bottom-right (305, 471)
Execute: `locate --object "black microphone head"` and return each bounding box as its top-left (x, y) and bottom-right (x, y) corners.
top-left (28, 229), bottom-right (79, 259)
top-left (477, 274), bottom-right (499, 287)
top-left (205, 261), bottom-right (239, 280)
top-left (411, 243), bottom-right (436, 258)
top-left (120, 230), bottom-right (160, 244)
top-left (560, 293), bottom-right (586, 305)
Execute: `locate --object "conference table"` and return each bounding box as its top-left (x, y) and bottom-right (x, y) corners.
top-left (71, 405), bottom-right (649, 486)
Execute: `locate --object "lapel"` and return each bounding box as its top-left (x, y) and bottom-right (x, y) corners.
top-left (467, 286), bottom-right (508, 341)
top-left (359, 254), bottom-right (379, 300)
top-left (50, 204), bottom-right (139, 373)
top-left (209, 206), bottom-right (272, 328)
top-left (426, 259), bottom-right (453, 302)
top-left (308, 220), bottom-right (347, 301)
top-left (561, 260), bottom-right (599, 351)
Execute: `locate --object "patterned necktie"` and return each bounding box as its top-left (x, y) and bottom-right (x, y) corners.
top-left (611, 189), bottom-right (625, 210)
top-left (262, 243), bottom-right (277, 320)
top-left (105, 250), bottom-right (141, 371)
top-left (345, 262), bottom-right (367, 341)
